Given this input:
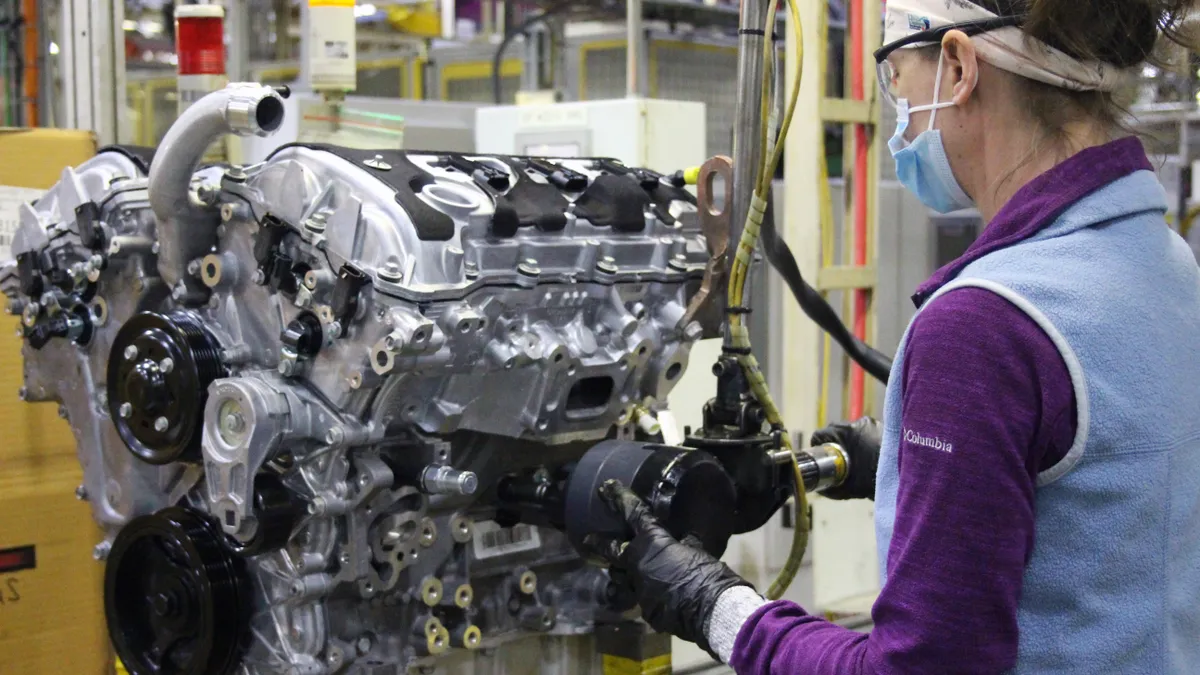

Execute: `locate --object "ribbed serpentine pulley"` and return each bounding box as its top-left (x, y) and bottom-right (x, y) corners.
top-left (107, 311), bottom-right (225, 464)
top-left (105, 506), bottom-right (250, 675)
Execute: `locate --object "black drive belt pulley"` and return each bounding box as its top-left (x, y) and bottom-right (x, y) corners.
top-left (105, 506), bottom-right (250, 675)
top-left (107, 311), bottom-right (225, 464)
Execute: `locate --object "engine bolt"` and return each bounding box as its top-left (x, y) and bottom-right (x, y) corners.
top-left (159, 357), bottom-right (174, 373)
top-left (57, 404), bottom-right (68, 419)
top-left (378, 259), bottom-right (403, 283)
top-left (187, 260), bottom-right (201, 276)
top-left (518, 570), bottom-right (538, 595)
top-left (356, 636), bottom-right (372, 655)
top-left (154, 416), bottom-right (169, 432)
top-left (93, 542), bottom-right (111, 561)
top-left (668, 253), bottom-right (689, 271)
top-left (517, 258), bottom-right (541, 276)
top-left (327, 427), bottom-right (346, 446)
top-left (420, 576), bottom-right (443, 606)
top-left (596, 256), bottom-right (618, 274)
top-left (222, 411), bottom-right (246, 435)
top-left (75, 485), bottom-right (88, 501)
top-left (304, 215), bottom-right (327, 233)
top-left (420, 465), bottom-right (478, 495)
top-left (123, 345), bottom-right (138, 360)
top-left (118, 402), bottom-right (133, 418)
top-left (683, 321), bottom-right (704, 342)
top-left (464, 261), bottom-right (480, 279)
top-left (251, 270), bottom-right (266, 285)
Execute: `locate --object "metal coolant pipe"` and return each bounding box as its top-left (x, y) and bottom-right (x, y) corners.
top-left (148, 83), bottom-right (286, 287)
top-left (772, 443), bottom-right (851, 494)
top-left (726, 0), bottom-right (771, 339)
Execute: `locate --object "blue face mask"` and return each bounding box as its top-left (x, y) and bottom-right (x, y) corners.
top-left (888, 53), bottom-right (974, 214)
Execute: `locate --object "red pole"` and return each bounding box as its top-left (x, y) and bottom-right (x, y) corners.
top-left (848, 0), bottom-right (868, 420)
top-left (21, 0), bottom-right (37, 126)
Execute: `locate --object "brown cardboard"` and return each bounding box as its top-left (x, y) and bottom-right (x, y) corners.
top-left (0, 127), bottom-right (97, 464)
top-left (0, 128), bottom-right (98, 189)
top-left (0, 454), bottom-right (109, 674)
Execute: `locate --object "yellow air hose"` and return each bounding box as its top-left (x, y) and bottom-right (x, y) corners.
top-left (724, 0), bottom-right (806, 601)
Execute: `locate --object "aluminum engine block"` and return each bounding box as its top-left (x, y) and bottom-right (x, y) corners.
top-left (0, 84), bottom-right (718, 674)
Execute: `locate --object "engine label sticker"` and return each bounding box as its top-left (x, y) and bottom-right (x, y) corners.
top-left (0, 186), bottom-right (45, 261)
top-left (0, 545), bottom-right (36, 574)
top-left (472, 521), bottom-right (541, 560)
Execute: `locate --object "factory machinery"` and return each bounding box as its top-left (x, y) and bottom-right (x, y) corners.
top-left (0, 55), bottom-right (871, 675)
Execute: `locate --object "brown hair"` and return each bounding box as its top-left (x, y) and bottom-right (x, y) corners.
top-left (971, 0), bottom-right (1196, 140)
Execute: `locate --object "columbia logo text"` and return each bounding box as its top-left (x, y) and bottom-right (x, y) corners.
top-left (904, 429), bottom-right (953, 453)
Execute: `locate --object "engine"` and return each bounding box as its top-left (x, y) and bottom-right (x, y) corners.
top-left (0, 84), bottom-right (732, 674)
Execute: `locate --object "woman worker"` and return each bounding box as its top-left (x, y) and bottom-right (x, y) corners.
top-left (586, 0), bottom-right (1200, 672)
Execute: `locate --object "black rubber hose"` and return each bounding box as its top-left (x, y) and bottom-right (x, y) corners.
top-left (760, 187), bottom-right (894, 384)
top-left (491, 4), bottom-right (574, 104)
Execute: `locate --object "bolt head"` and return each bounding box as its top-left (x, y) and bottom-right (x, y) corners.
top-left (187, 260), bottom-right (201, 276)
top-left (154, 416), bottom-right (169, 432)
top-left (683, 321), bottom-right (704, 341)
top-left (92, 542), bottom-right (110, 561)
top-left (222, 412), bottom-right (246, 434)
top-left (278, 360), bottom-right (295, 376)
top-left (327, 427), bottom-right (345, 445)
top-left (123, 345), bottom-right (138, 360)
top-left (159, 357), bottom-right (174, 373)
top-left (118, 402), bottom-right (133, 418)
top-left (75, 485), bottom-right (88, 501)
top-left (459, 472), bottom-right (479, 495)
top-left (251, 270), bottom-right (266, 285)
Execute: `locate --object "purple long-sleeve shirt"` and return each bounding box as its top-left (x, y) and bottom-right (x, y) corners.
top-left (728, 137), bottom-right (1154, 674)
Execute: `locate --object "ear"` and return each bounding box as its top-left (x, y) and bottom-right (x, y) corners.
top-left (941, 30), bottom-right (979, 106)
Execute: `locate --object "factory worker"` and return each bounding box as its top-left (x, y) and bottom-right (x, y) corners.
top-left (586, 0), bottom-right (1200, 672)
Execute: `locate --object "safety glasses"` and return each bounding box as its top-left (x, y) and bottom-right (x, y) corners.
top-left (874, 15), bottom-right (1025, 107)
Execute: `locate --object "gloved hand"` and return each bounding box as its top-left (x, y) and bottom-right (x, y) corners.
top-left (810, 417), bottom-right (882, 501)
top-left (584, 479), bottom-right (752, 655)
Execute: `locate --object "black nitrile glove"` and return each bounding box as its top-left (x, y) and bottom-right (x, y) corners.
top-left (810, 417), bottom-right (882, 501)
top-left (583, 479), bottom-right (751, 655)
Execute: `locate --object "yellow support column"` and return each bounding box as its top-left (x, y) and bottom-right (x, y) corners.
top-left (793, 0), bottom-right (882, 618)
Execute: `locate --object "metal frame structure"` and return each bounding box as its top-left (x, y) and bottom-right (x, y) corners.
top-left (781, 0), bottom-right (882, 618)
top-left (58, 0), bottom-right (126, 144)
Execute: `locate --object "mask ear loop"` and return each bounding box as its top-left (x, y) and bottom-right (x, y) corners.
top-left (928, 51), bottom-right (947, 131)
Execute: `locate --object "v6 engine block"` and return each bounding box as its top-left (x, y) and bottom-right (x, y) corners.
top-left (1, 84), bottom-right (722, 674)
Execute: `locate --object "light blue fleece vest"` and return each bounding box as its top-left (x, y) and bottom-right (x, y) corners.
top-left (875, 170), bottom-right (1200, 673)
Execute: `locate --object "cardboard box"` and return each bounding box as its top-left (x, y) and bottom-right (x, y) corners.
top-left (0, 128), bottom-right (97, 464)
top-left (0, 453), bottom-right (109, 674)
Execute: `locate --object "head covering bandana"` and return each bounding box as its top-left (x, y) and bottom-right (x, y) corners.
top-left (883, 0), bottom-right (1130, 92)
